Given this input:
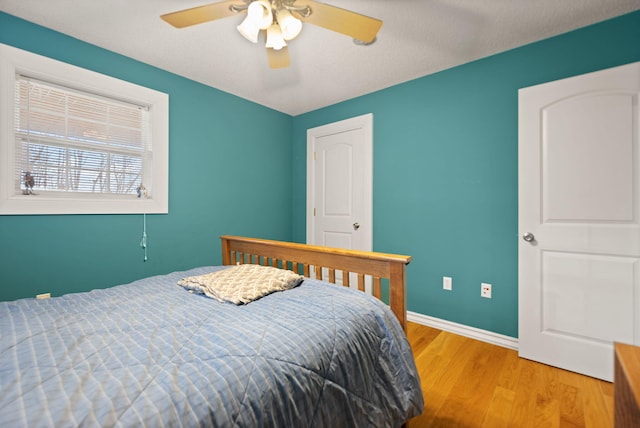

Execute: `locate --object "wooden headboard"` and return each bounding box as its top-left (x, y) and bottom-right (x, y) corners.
top-left (221, 236), bottom-right (412, 332)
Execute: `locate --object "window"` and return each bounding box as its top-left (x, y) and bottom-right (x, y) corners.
top-left (0, 43), bottom-right (168, 214)
top-left (15, 77), bottom-right (150, 197)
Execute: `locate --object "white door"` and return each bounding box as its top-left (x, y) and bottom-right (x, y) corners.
top-left (306, 114), bottom-right (373, 254)
top-left (518, 62), bottom-right (640, 381)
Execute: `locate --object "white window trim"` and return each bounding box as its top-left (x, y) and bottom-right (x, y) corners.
top-left (0, 43), bottom-right (169, 214)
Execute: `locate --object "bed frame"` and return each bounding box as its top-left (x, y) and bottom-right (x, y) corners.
top-left (221, 235), bottom-right (412, 331)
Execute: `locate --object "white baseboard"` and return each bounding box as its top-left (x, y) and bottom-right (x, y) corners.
top-left (407, 311), bottom-right (519, 351)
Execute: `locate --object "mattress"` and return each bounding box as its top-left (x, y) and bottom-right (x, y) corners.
top-left (0, 266), bottom-right (424, 427)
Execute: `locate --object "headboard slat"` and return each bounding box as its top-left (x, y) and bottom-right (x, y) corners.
top-left (221, 236), bottom-right (411, 331)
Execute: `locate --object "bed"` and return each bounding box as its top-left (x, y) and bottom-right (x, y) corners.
top-left (0, 235), bottom-right (424, 427)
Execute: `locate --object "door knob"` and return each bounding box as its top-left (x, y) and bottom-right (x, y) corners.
top-left (523, 232), bottom-right (535, 242)
top-left (353, 222), bottom-right (360, 231)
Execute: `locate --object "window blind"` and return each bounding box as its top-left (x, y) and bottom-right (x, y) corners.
top-left (13, 75), bottom-right (151, 197)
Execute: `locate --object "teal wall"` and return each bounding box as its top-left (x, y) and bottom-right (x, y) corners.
top-left (0, 13), bottom-right (293, 301)
top-left (291, 11), bottom-right (640, 338)
top-left (2, 10), bottom-right (639, 338)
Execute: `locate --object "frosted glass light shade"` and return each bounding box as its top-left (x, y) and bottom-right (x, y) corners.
top-left (277, 9), bottom-right (302, 40)
top-left (265, 24), bottom-right (286, 50)
top-left (237, 1), bottom-right (273, 42)
top-left (237, 18), bottom-right (260, 43)
top-left (249, 0), bottom-right (273, 29)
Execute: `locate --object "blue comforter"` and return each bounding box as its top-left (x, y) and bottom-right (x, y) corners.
top-left (0, 267), bottom-right (423, 427)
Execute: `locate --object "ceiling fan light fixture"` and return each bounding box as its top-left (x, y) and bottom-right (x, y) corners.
top-left (161, 0), bottom-right (383, 69)
top-left (264, 23), bottom-right (287, 51)
top-left (276, 8), bottom-right (302, 41)
top-left (237, 0), bottom-right (273, 42)
top-left (265, 23), bottom-right (287, 50)
top-left (237, 18), bottom-right (260, 42)
top-left (249, 0), bottom-right (273, 29)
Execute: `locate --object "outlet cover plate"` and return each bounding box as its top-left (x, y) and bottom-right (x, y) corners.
top-left (481, 283), bottom-right (492, 298)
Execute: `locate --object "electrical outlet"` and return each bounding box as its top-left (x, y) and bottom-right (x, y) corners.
top-left (443, 276), bottom-right (452, 291)
top-left (481, 283), bottom-right (492, 298)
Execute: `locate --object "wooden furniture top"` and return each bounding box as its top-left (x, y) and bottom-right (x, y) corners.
top-left (614, 342), bottom-right (640, 427)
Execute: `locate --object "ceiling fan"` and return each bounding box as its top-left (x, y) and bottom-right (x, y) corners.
top-left (161, 0), bottom-right (382, 69)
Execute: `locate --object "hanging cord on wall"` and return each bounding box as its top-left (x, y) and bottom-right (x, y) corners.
top-left (138, 184), bottom-right (148, 262)
top-left (140, 212), bottom-right (148, 262)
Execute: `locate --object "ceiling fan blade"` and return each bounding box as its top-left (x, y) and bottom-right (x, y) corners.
top-left (267, 47), bottom-right (290, 69)
top-left (161, 1), bottom-right (243, 28)
top-left (293, 0), bottom-right (382, 43)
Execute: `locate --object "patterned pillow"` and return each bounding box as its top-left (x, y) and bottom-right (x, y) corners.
top-left (178, 264), bottom-right (303, 304)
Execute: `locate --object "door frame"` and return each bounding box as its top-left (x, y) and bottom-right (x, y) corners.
top-left (306, 113), bottom-right (373, 250)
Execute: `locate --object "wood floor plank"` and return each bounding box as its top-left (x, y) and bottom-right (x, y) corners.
top-left (581, 375), bottom-right (613, 428)
top-left (451, 341), bottom-right (509, 426)
top-left (509, 358), bottom-right (539, 428)
top-left (482, 386), bottom-right (515, 427)
top-left (559, 383), bottom-right (584, 427)
top-left (534, 361), bottom-right (561, 427)
top-left (419, 334), bottom-right (481, 425)
top-left (496, 347), bottom-right (523, 391)
top-left (405, 322), bottom-right (613, 428)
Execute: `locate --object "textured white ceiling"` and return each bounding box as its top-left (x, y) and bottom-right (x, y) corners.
top-left (1, 0), bottom-right (639, 115)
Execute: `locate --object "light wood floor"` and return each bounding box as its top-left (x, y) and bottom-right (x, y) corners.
top-left (405, 322), bottom-right (614, 427)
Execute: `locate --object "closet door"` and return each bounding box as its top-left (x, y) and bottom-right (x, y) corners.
top-left (518, 62), bottom-right (640, 381)
top-left (306, 114), bottom-right (373, 287)
top-left (306, 114), bottom-right (373, 252)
